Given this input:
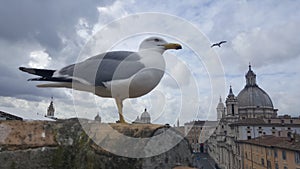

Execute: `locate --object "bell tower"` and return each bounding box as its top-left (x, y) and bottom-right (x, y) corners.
top-left (216, 96), bottom-right (225, 120)
top-left (225, 86), bottom-right (238, 117)
top-left (47, 97), bottom-right (55, 117)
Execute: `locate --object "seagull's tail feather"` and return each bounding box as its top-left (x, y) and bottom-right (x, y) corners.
top-left (19, 67), bottom-right (56, 78)
top-left (28, 77), bottom-right (73, 82)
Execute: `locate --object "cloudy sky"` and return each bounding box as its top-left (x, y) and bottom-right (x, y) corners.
top-left (0, 0), bottom-right (299, 125)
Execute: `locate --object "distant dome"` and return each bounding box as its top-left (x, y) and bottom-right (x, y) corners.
top-left (94, 114), bottom-right (101, 122)
top-left (140, 108), bottom-right (151, 123)
top-left (141, 108), bottom-right (150, 118)
top-left (237, 65), bottom-right (273, 109)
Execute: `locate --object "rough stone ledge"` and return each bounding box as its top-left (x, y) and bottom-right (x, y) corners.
top-left (0, 119), bottom-right (193, 169)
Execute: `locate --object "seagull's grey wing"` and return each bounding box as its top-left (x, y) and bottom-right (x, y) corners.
top-left (58, 51), bottom-right (145, 87)
top-left (59, 64), bottom-right (75, 76)
top-left (96, 51), bottom-right (145, 82)
top-left (86, 51), bottom-right (140, 61)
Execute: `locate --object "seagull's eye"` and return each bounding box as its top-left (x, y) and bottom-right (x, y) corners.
top-left (154, 38), bottom-right (160, 42)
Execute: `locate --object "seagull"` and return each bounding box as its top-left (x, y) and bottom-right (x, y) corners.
top-left (19, 37), bottom-right (182, 123)
top-left (211, 41), bottom-right (227, 48)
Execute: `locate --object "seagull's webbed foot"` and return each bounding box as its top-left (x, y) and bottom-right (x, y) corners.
top-left (116, 117), bottom-right (128, 124)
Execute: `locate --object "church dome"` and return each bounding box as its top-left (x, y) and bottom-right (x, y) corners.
top-left (141, 109), bottom-right (150, 119)
top-left (237, 65), bottom-right (273, 109)
top-left (237, 86), bottom-right (273, 109)
top-left (140, 108), bottom-right (151, 123)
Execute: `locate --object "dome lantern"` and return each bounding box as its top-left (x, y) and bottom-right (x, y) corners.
top-left (245, 64), bottom-right (257, 87)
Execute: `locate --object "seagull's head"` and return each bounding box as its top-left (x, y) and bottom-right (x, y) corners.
top-left (139, 37), bottom-right (182, 53)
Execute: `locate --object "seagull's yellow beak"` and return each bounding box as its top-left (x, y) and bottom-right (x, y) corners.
top-left (164, 43), bottom-right (182, 50)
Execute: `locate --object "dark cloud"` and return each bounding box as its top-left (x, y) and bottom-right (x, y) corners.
top-left (0, 73), bottom-right (67, 102)
top-left (0, 0), bottom-right (113, 50)
top-left (0, 0), bottom-right (115, 100)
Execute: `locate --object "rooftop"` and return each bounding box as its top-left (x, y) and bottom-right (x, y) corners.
top-left (0, 107), bottom-right (55, 121)
top-left (229, 118), bottom-right (300, 127)
top-left (238, 135), bottom-right (300, 151)
top-left (230, 118), bottom-right (266, 126)
top-left (184, 120), bottom-right (218, 126)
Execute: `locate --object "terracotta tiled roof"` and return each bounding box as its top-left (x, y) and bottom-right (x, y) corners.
top-left (238, 135), bottom-right (300, 151)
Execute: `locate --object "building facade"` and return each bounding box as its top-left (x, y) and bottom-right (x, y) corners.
top-left (207, 65), bottom-right (300, 169)
top-left (184, 120), bottom-right (217, 153)
top-left (239, 135), bottom-right (300, 169)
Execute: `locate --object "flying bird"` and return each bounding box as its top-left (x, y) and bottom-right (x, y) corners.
top-left (211, 41), bottom-right (227, 48)
top-left (19, 37), bottom-right (182, 123)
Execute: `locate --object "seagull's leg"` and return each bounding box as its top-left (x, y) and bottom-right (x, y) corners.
top-left (115, 98), bottom-right (127, 124)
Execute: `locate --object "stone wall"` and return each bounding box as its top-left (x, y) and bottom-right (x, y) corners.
top-left (0, 119), bottom-right (193, 169)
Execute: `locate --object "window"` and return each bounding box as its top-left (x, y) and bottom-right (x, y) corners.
top-left (261, 158), bottom-right (265, 165)
top-left (247, 136), bottom-right (251, 140)
top-left (295, 152), bottom-right (300, 164)
top-left (267, 149), bottom-right (271, 156)
top-left (290, 120), bottom-right (293, 124)
top-left (284, 166), bottom-right (288, 169)
top-left (287, 132), bottom-right (292, 138)
top-left (275, 163), bottom-right (279, 169)
top-left (282, 150), bottom-right (287, 160)
top-left (268, 119), bottom-right (271, 123)
top-left (274, 149), bottom-right (278, 158)
top-left (267, 160), bottom-right (271, 169)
